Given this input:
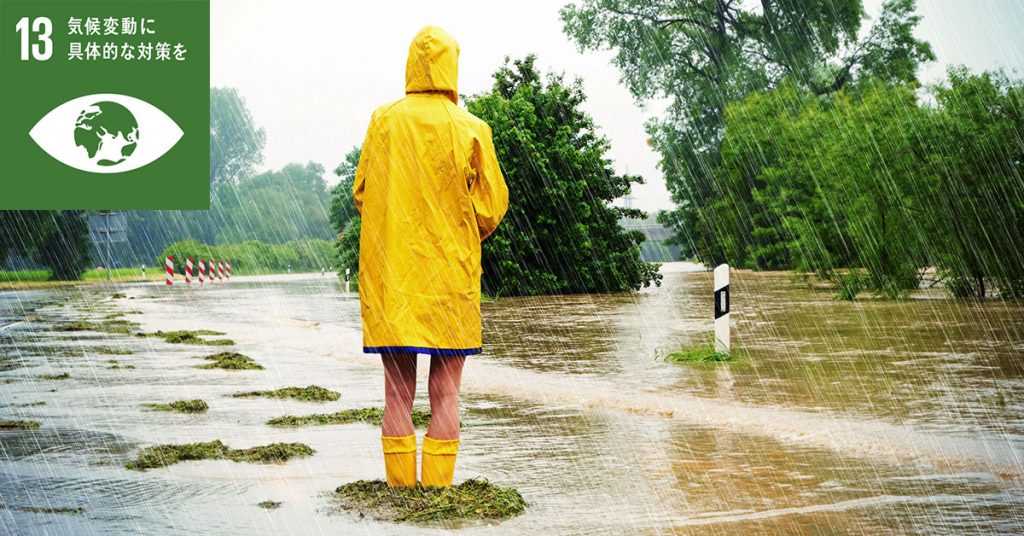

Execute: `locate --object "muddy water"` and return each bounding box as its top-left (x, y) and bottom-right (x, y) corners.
top-left (1, 264), bottom-right (1022, 534)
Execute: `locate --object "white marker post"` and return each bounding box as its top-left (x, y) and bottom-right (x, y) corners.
top-left (345, 268), bottom-right (351, 293)
top-left (714, 264), bottom-right (730, 354)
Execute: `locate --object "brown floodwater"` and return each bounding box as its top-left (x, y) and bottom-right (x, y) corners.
top-left (0, 263), bottom-right (1022, 534)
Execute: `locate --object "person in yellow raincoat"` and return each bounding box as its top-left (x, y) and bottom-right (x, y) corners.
top-left (353, 25), bottom-right (509, 488)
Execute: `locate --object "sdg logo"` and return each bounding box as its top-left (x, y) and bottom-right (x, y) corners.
top-left (0, 1), bottom-right (209, 209)
top-left (29, 94), bottom-right (183, 174)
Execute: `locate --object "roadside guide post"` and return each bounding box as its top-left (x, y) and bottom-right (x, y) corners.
top-left (714, 264), bottom-right (730, 354)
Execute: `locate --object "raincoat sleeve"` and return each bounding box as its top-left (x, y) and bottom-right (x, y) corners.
top-left (470, 124), bottom-right (509, 241)
top-left (353, 115), bottom-right (377, 217)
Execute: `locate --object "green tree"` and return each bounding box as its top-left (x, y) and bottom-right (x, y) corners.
top-left (561, 0), bottom-right (934, 263)
top-left (210, 87), bottom-right (266, 189)
top-left (33, 211), bottom-right (93, 280)
top-left (466, 56), bottom-right (661, 296)
top-left (925, 68), bottom-right (1024, 297)
top-left (330, 146), bottom-right (361, 234)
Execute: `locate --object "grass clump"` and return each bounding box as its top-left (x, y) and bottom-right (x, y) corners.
top-left (332, 478), bottom-right (526, 523)
top-left (142, 399), bottom-right (209, 413)
top-left (232, 385), bottom-right (340, 402)
top-left (258, 500), bottom-right (282, 509)
top-left (0, 419), bottom-right (41, 430)
top-left (110, 292), bottom-right (127, 299)
top-left (194, 352), bottom-right (263, 370)
top-left (664, 342), bottom-right (734, 363)
top-left (267, 407), bottom-right (432, 428)
top-left (124, 439), bottom-right (314, 470)
top-left (97, 347), bottom-right (134, 355)
top-left (38, 372), bottom-right (71, 380)
top-left (55, 319), bottom-right (137, 334)
top-left (0, 504), bottom-right (84, 515)
top-left (139, 329), bottom-right (234, 346)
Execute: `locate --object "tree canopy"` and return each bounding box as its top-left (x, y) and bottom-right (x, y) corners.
top-left (561, 0), bottom-right (934, 263)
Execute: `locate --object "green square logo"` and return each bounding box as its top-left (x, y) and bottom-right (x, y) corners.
top-left (0, 0), bottom-right (210, 209)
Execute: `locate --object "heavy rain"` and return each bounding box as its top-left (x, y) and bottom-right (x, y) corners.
top-left (1, 0), bottom-right (1023, 534)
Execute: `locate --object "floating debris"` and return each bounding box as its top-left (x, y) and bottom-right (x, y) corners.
top-left (125, 439), bottom-right (315, 470)
top-left (332, 479), bottom-right (526, 523)
top-left (110, 292), bottom-right (128, 299)
top-left (142, 399), bottom-right (208, 413)
top-left (267, 407), bottom-right (432, 428)
top-left (257, 500), bottom-right (282, 509)
top-left (38, 372), bottom-right (71, 380)
top-left (194, 352), bottom-right (263, 370)
top-left (232, 385), bottom-right (339, 402)
top-left (0, 419), bottom-right (41, 430)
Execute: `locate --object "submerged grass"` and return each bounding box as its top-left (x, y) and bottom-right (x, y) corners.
top-left (267, 407), bottom-right (432, 428)
top-left (332, 479), bottom-right (526, 523)
top-left (142, 399), bottom-right (209, 413)
top-left (0, 504), bottom-right (84, 515)
top-left (97, 347), bottom-right (134, 355)
top-left (38, 372), bottom-right (71, 380)
top-left (139, 329), bottom-right (234, 346)
top-left (257, 500), bottom-right (282, 509)
top-left (194, 352), bottom-right (263, 370)
top-left (55, 319), bottom-right (138, 334)
top-left (231, 385), bottom-right (339, 402)
top-left (0, 419), bottom-right (41, 430)
top-left (124, 439), bottom-right (315, 470)
top-left (665, 340), bottom-right (736, 363)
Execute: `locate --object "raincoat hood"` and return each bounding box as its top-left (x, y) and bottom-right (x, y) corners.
top-left (405, 25), bottom-right (460, 104)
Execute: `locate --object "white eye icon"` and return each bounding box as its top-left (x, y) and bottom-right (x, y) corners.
top-left (29, 93), bottom-right (183, 174)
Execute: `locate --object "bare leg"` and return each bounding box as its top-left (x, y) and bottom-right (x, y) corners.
top-left (381, 353), bottom-right (417, 437)
top-left (427, 355), bottom-right (465, 440)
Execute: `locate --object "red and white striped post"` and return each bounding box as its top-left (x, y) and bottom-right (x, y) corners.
top-left (207, 259), bottom-right (215, 283)
top-left (185, 258), bottom-right (193, 285)
top-left (225, 261), bottom-right (232, 281)
top-left (218, 261), bottom-right (225, 282)
top-left (198, 259), bottom-right (205, 284)
top-left (165, 256), bottom-right (174, 285)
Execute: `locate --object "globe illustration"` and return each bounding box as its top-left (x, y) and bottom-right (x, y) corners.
top-left (73, 101), bottom-right (140, 166)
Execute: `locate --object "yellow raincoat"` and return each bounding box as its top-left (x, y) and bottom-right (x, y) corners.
top-left (354, 25), bottom-right (509, 356)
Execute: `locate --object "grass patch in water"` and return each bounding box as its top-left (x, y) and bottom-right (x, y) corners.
top-left (139, 329), bottom-right (234, 346)
top-left (38, 372), bottom-right (71, 380)
top-left (97, 347), bottom-right (134, 355)
top-left (665, 342), bottom-right (735, 363)
top-left (194, 352), bottom-right (263, 370)
top-left (258, 500), bottom-right (282, 509)
top-left (55, 319), bottom-right (138, 334)
top-left (0, 419), bottom-right (41, 430)
top-left (142, 399), bottom-right (208, 413)
top-left (110, 292), bottom-right (127, 299)
top-left (332, 478), bottom-right (526, 523)
top-left (124, 439), bottom-right (314, 470)
top-left (232, 385), bottom-right (340, 402)
top-left (0, 504), bottom-right (84, 515)
top-left (267, 407), bottom-right (432, 428)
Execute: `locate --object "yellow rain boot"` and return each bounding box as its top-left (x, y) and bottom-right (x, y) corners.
top-left (382, 434), bottom-right (417, 488)
top-left (421, 435), bottom-right (460, 487)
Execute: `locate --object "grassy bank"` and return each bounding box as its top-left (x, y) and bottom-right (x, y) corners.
top-left (0, 266), bottom-right (332, 290)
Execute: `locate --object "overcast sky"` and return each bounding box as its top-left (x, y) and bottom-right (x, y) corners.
top-left (211, 0), bottom-right (1024, 213)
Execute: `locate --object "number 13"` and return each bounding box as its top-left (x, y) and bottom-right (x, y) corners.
top-left (16, 17), bottom-right (53, 61)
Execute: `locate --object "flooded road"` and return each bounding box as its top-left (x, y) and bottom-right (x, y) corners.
top-left (1, 263), bottom-right (1022, 534)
